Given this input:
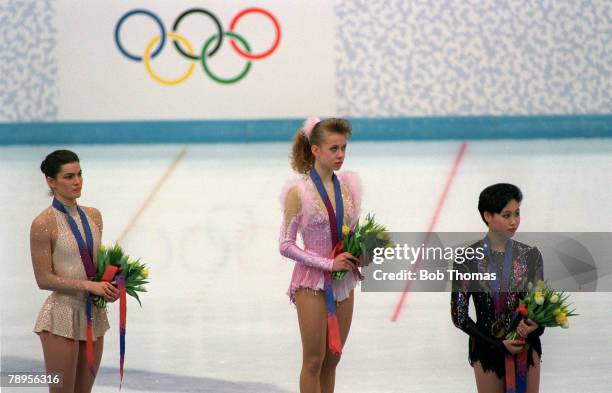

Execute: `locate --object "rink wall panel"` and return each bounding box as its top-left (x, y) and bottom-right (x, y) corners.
top-left (1, 115), bottom-right (611, 145)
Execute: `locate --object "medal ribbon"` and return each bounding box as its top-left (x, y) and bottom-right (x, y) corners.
top-left (482, 235), bottom-right (513, 316)
top-left (52, 198), bottom-right (97, 376)
top-left (481, 235), bottom-right (527, 393)
top-left (310, 168), bottom-right (344, 356)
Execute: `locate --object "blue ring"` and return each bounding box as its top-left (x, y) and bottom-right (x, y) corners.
top-left (114, 9), bottom-right (166, 62)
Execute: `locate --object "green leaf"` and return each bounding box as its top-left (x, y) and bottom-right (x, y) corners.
top-left (126, 287), bottom-right (144, 307)
top-left (92, 296), bottom-right (107, 309)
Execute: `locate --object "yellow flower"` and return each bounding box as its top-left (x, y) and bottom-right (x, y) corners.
top-left (553, 308), bottom-right (561, 316)
top-left (342, 225), bottom-right (350, 236)
top-left (536, 280), bottom-right (545, 290)
top-left (141, 267), bottom-right (149, 279)
top-left (555, 312), bottom-right (567, 325)
top-left (534, 291), bottom-right (544, 305)
top-left (377, 231), bottom-right (391, 241)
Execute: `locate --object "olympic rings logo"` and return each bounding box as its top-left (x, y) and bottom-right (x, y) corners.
top-left (114, 7), bottom-right (281, 85)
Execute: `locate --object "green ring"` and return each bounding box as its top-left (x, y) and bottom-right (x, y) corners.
top-left (201, 31), bottom-right (252, 84)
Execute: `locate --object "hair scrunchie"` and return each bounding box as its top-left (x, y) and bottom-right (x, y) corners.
top-left (302, 117), bottom-right (320, 140)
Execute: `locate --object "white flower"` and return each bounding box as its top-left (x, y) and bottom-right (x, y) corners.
top-left (550, 294), bottom-right (559, 304)
top-left (527, 282), bottom-right (534, 291)
top-left (561, 321), bottom-right (569, 329)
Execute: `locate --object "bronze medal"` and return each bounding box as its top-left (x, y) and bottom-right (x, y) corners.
top-left (491, 320), bottom-right (505, 338)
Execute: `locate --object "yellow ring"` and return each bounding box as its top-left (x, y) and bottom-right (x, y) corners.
top-left (143, 32), bottom-right (195, 86)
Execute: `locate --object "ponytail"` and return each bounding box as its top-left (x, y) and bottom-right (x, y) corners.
top-left (290, 130), bottom-right (314, 174)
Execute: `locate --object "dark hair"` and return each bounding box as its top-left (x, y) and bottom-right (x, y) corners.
top-left (40, 150), bottom-right (80, 179)
top-left (290, 118), bottom-right (352, 174)
top-left (478, 183), bottom-right (523, 226)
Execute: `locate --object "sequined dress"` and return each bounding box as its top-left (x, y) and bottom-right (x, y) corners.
top-left (33, 206), bottom-right (109, 341)
top-left (279, 171), bottom-right (363, 303)
top-left (450, 239), bottom-right (545, 378)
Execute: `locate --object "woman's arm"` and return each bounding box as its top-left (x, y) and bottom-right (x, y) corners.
top-left (279, 186), bottom-right (334, 271)
top-left (31, 210), bottom-right (117, 300)
top-left (30, 212), bottom-right (93, 292)
top-left (86, 206), bottom-right (103, 234)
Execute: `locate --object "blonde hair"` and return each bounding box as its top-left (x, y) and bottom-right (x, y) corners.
top-left (290, 118), bottom-right (352, 174)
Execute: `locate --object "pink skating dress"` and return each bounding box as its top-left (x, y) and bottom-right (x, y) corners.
top-left (279, 171), bottom-right (363, 303)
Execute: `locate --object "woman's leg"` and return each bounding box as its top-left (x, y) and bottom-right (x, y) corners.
top-left (74, 336), bottom-right (104, 393)
top-left (526, 351), bottom-right (541, 393)
top-left (320, 290), bottom-right (354, 393)
top-left (295, 289), bottom-right (328, 393)
top-left (474, 361), bottom-right (504, 393)
top-left (39, 331), bottom-right (79, 393)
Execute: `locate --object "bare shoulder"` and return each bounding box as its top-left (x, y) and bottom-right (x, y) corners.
top-left (81, 205), bottom-right (102, 217)
top-left (286, 184), bottom-right (301, 200)
top-left (31, 206), bottom-right (53, 228)
top-left (81, 206), bottom-right (103, 228)
top-left (30, 207), bottom-right (55, 238)
top-left (280, 178), bottom-right (306, 205)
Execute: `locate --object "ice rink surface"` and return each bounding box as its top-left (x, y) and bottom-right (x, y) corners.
top-left (1, 139), bottom-right (611, 392)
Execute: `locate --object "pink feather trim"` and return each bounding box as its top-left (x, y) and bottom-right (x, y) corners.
top-left (279, 177), bottom-right (316, 219)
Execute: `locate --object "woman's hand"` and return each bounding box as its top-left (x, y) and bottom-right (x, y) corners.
top-left (87, 281), bottom-right (120, 302)
top-left (332, 252), bottom-right (359, 272)
top-left (502, 339), bottom-right (526, 354)
top-left (517, 319), bottom-right (539, 338)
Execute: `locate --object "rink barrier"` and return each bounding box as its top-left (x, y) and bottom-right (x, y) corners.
top-left (1, 115), bottom-right (611, 145)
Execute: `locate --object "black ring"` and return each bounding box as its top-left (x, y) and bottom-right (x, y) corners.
top-left (172, 8), bottom-right (223, 60)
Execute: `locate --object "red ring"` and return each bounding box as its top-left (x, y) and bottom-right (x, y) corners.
top-left (228, 7), bottom-right (281, 60)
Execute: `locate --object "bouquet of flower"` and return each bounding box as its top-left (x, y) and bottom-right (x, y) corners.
top-left (505, 280), bottom-right (577, 340)
top-left (332, 213), bottom-right (393, 280)
top-left (92, 244), bottom-right (150, 309)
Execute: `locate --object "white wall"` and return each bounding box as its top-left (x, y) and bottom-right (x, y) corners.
top-left (56, 0), bottom-right (336, 121)
top-left (1, 0), bottom-right (610, 122)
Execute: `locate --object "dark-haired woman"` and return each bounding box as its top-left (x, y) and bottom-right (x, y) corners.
top-left (279, 117), bottom-right (362, 393)
top-left (451, 183), bottom-right (545, 393)
top-left (31, 150), bottom-right (118, 393)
